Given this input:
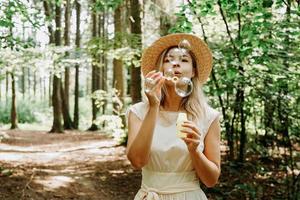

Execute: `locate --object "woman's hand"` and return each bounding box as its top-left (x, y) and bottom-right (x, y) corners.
top-left (144, 70), bottom-right (165, 107)
top-left (181, 121), bottom-right (201, 152)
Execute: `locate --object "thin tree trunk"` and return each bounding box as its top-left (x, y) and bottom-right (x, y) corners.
top-left (60, 80), bottom-right (73, 129)
top-left (88, 0), bottom-right (99, 131)
top-left (98, 12), bottom-right (103, 114)
top-left (34, 71), bottom-right (37, 97)
top-left (217, 0), bottom-right (246, 161)
top-left (10, 73), bottom-right (18, 129)
top-left (73, 0), bottom-right (81, 129)
top-left (50, 75), bottom-right (63, 133)
top-left (101, 11), bottom-right (107, 114)
top-left (50, 3), bottom-right (63, 133)
top-left (62, 0), bottom-right (73, 130)
top-left (27, 68), bottom-right (31, 97)
top-left (188, 0), bottom-right (234, 159)
top-left (6, 72), bottom-right (9, 104)
top-left (22, 67), bottom-right (25, 99)
top-left (279, 1), bottom-right (295, 197)
top-left (43, 78), bottom-right (46, 101)
top-left (40, 76), bottom-right (43, 100)
top-left (43, 0), bottom-right (55, 44)
top-left (130, 0), bottom-right (142, 104)
top-left (43, 0), bottom-right (54, 107)
top-left (236, 0), bottom-right (246, 163)
top-left (49, 73), bottom-right (52, 106)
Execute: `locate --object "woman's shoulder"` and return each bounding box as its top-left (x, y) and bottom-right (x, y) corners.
top-left (197, 104), bottom-right (221, 139)
top-left (205, 104), bottom-right (221, 118)
top-left (131, 101), bottom-right (148, 110)
top-left (126, 101), bottom-right (149, 120)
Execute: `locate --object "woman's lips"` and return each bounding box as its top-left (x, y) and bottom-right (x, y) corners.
top-left (174, 71), bottom-right (182, 76)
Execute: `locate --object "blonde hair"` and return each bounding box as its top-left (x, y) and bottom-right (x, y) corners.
top-left (156, 47), bottom-right (208, 121)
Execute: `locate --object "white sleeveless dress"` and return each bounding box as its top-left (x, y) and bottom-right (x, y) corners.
top-left (127, 102), bottom-right (221, 200)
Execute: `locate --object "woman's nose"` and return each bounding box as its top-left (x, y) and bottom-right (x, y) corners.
top-left (172, 62), bottom-right (180, 68)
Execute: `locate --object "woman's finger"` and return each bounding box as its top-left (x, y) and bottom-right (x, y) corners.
top-left (182, 122), bottom-right (201, 136)
top-left (145, 70), bottom-right (156, 78)
top-left (153, 76), bottom-right (165, 92)
top-left (180, 128), bottom-right (200, 139)
top-left (150, 71), bottom-right (162, 79)
top-left (182, 137), bottom-right (200, 144)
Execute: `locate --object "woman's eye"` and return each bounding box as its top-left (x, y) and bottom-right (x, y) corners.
top-left (182, 59), bottom-right (188, 62)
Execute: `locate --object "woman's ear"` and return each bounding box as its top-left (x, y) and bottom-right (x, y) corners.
top-left (192, 67), bottom-right (195, 78)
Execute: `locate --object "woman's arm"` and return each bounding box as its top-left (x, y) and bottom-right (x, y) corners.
top-left (126, 71), bottom-right (165, 169)
top-left (182, 117), bottom-right (221, 187)
top-left (126, 105), bottom-right (159, 169)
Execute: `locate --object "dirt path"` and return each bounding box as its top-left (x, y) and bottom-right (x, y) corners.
top-left (0, 130), bottom-right (141, 200)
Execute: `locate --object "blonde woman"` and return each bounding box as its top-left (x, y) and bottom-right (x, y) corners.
top-left (126, 33), bottom-right (221, 200)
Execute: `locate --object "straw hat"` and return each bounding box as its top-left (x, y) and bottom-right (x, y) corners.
top-left (141, 33), bottom-right (213, 84)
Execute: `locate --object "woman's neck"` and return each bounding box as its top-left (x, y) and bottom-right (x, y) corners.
top-left (161, 90), bottom-right (182, 112)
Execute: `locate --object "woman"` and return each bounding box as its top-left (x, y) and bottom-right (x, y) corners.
top-left (126, 33), bottom-right (221, 200)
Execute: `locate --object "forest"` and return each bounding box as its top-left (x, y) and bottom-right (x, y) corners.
top-left (0, 0), bottom-right (299, 199)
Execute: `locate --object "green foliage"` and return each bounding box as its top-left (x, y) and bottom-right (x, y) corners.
top-left (171, 1), bottom-right (299, 197)
top-left (86, 32), bottom-right (142, 68)
top-left (0, 0), bottom-right (42, 49)
top-left (0, 98), bottom-right (49, 124)
top-left (169, 4), bottom-right (193, 33)
top-left (91, 0), bottom-right (123, 12)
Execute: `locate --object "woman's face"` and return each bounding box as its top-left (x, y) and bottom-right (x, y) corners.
top-left (162, 47), bottom-right (195, 80)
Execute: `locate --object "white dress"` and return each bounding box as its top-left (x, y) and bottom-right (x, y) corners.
top-left (127, 102), bottom-right (221, 200)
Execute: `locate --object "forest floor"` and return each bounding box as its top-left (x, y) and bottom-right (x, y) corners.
top-left (0, 130), bottom-right (298, 200)
top-left (0, 130), bottom-right (140, 200)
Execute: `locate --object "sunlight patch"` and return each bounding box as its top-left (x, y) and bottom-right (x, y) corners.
top-left (109, 170), bottom-right (124, 174)
top-left (34, 175), bottom-right (74, 190)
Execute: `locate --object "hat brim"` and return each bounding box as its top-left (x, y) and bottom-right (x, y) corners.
top-left (141, 33), bottom-right (213, 84)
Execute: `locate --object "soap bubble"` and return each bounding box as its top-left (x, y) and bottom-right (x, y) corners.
top-left (164, 68), bottom-right (174, 81)
top-left (175, 77), bottom-right (193, 97)
top-left (144, 77), bottom-right (156, 93)
top-left (178, 39), bottom-right (191, 54)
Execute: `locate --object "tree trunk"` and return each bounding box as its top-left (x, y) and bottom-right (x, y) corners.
top-left (50, 3), bottom-right (63, 133)
top-left (43, 0), bottom-right (54, 107)
top-left (130, 0), bottom-right (142, 104)
top-left (39, 76), bottom-right (43, 100)
top-left (279, 2), bottom-right (295, 198)
top-left (60, 80), bottom-right (73, 129)
top-left (43, 78), bottom-right (46, 101)
top-left (217, 0), bottom-right (246, 161)
top-left (113, 4), bottom-right (125, 113)
top-left (50, 75), bottom-right (63, 133)
top-left (49, 73), bottom-right (52, 106)
top-left (22, 67), bottom-right (25, 99)
top-left (188, 2), bottom-right (235, 160)
top-left (61, 0), bottom-right (73, 130)
top-left (73, 0), bottom-right (81, 129)
top-left (88, 0), bottom-right (99, 131)
top-left (43, 0), bottom-right (55, 44)
top-left (5, 72), bottom-right (9, 104)
top-left (101, 11), bottom-right (107, 114)
top-left (27, 68), bottom-right (31, 97)
top-left (34, 71), bottom-right (37, 97)
top-left (98, 13), bottom-right (103, 114)
top-left (10, 73), bottom-right (18, 129)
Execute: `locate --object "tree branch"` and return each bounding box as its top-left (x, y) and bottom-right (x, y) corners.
top-left (186, 0), bottom-right (207, 42)
top-left (217, 0), bottom-right (240, 62)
